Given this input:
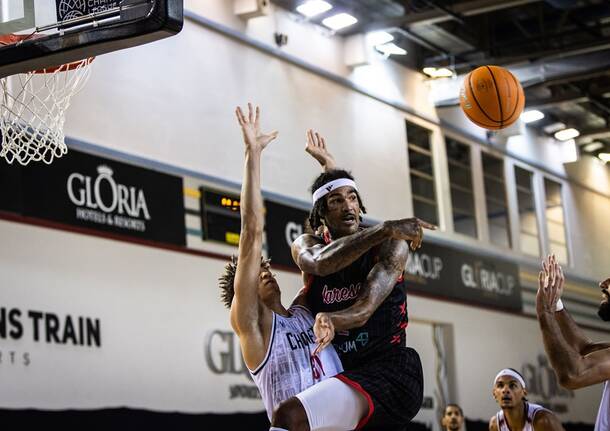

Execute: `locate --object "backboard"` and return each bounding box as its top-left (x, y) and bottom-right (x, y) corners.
top-left (0, 0), bottom-right (183, 78)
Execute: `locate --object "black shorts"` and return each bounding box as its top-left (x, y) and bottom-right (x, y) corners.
top-left (336, 347), bottom-right (424, 430)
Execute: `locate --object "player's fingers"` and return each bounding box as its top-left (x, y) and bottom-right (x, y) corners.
top-left (247, 102), bottom-right (254, 123)
top-left (419, 220), bottom-right (436, 230)
top-left (313, 343), bottom-right (322, 356)
top-left (538, 271), bottom-right (545, 289)
top-left (307, 129), bottom-right (314, 144)
top-left (236, 107), bottom-right (246, 125)
top-left (320, 135), bottom-right (326, 149)
top-left (255, 105), bottom-right (260, 125)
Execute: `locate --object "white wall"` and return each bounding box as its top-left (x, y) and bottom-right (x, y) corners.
top-left (0, 219), bottom-right (604, 423)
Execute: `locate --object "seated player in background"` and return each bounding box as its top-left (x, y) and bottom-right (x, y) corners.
top-left (489, 368), bottom-right (564, 431)
top-left (442, 404), bottom-right (466, 431)
top-left (536, 254), bottom-right (610, 431)
top-left (219, 104), bottom-right (342, 423)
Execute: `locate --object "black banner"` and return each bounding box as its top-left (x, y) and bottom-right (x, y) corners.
top-left (0, 161), bottom-right (23, 214)
top-left (404, 242), bottom-right (522, 311)
top-left (264, 201), bottom-right (310, 268)
top-left (0, 149), bottom-right (186, 246)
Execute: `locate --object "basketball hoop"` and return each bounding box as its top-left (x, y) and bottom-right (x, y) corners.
top-left (0, 34), bottom-right (94, 165)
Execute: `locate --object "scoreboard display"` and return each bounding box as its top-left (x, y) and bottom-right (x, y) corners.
top-left (199, 187), bottom-right (241, 245)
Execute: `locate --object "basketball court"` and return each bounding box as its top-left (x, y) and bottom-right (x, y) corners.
top-left (1, 1), bottom-right (610, 430)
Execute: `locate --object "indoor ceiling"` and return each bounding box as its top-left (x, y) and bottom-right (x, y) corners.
top-left (271, 0), bottom-right (610, 160)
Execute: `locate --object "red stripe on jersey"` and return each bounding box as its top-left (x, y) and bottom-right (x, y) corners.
top-left (334, 374), bottom-right (375, 429)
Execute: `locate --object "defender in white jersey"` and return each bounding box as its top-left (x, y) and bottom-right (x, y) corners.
top-left (489, 368), bottom-right (563, 431)
top-left (535, 255), bottom-right (610, 431)
top-left (218, 104), bottom-right (342, 422)
top-left (250, 304), bottom-right (342, 418)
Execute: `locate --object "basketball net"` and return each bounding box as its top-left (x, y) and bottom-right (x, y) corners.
top-left (0, 37), bottom-right (94, 165)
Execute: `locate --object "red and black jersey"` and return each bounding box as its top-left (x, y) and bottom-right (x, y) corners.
top-left (305, 244), bottom-right (409, 368)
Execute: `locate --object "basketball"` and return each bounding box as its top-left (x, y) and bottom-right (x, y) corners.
top-left (459, 66), bottom-right (525, 130)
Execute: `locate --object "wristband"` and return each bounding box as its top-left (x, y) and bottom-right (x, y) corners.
top-left (555, 298), bottom-right (564, 312)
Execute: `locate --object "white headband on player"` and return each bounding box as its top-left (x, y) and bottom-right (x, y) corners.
top-left (312, 178), bottom-right (358, 204)
top-left (494, 369), bottom-right (526, 389)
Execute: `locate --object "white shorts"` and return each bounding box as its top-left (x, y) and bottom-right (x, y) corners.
top-left (295, 376), bottom-right (368, 431)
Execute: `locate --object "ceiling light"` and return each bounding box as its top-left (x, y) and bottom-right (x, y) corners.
top-left (583, 142), bottom-right (604, 153)
top-left (432, 67), bottom-right (453, 78)
top-left (422, 66), bottom-right (453, 78)
top-left (543, 122), bottom-right (566, 134)
top-left (296, 0), bottom-right (332, 17)
top-left (554, 128), bottom-right (580, 141)
top-left (599, 153), bottom-right (610, 163)
top-left (322, 13), bottom-right (358, 30)
top-left (367, 31), bottom-right (394, 46)
top-left (375, 42), bottom-right (407, 56)
top-left (520, 110), bottom-right (544, 124)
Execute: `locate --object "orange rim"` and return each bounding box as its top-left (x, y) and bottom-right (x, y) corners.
top-left (33, 57), bottom-right (96, 74)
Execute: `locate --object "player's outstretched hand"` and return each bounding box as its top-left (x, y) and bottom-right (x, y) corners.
top-left (235, 103), bottom-right (278, 153)
top-left (305, 129), bottom-right (336, 171)
top-left (313, 312), bottom-right (335, 355)
top-left (536, 254), bottom-right (564, 315)
top-left (383, 217), bottom-right (436, 250)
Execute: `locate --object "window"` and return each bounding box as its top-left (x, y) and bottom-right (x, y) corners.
top-left (446, 138), bottom-right (477, 237)
top-left (406, 120), bottom-right (438, 225)
top-left (482, 153), bottom-right (511, 248)
top-left (544, 178), bottom-right (568, 264)
top-left (514, 167), bottom-right (540, 256)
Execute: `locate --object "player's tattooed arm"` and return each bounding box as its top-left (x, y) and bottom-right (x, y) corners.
top-left (292, 218), bottom-right (433, 277)
top-left (537, 257), bottom-right (610, 389)
top-left (313, 239), bottom-right (409, 351)
top-left (556, 277), bottom-right (610, 355)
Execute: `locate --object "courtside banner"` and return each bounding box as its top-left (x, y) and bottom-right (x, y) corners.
top-left (16, 149), bottom-right (186, 246)
top-left (264, 201), bottom-right (310, 269)
top-left (0, 220), bottom-right (271, 413)
top-left (404, 242), bottom-right (522, 311)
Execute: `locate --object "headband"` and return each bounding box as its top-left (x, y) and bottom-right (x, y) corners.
top-left (312, 178), bottom-right (358, 204)
top-left (494, 369), bottom-right (526, 389)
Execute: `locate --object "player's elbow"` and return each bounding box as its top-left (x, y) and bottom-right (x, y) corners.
top-left (299, 255), bottom-right (333, 277)
top-left (240, 223), bottom-right (264, 238)
top-left (556, 371), bottom-right (584, 390)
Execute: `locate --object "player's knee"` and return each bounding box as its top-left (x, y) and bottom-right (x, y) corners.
top-left (271, 397), bottom-right (309, 431)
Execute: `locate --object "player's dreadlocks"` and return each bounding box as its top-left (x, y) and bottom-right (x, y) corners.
top-left (307, 169), bottom-right (366, 234)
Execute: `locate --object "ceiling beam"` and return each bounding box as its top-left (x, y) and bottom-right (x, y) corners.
top-left (524, 65), bottom-right (610, 90)
top-left (526, 93), bottom-right (590, 109)
top-left (352, 0), bottom-right (542, 33)
top-left (577, 127), bottom-right (610, 142)
top-left (443, 39), bottom-right (610, 74)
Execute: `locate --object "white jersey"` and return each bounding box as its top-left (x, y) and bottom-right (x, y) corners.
top-left (595, 381), bottom-right (610, 431)
top-left (249, 305), bottom-right (343, 420)
top-left (496, 402), bottom-right (546, 431)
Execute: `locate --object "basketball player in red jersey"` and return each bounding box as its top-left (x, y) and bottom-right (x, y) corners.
top-left (271, 131), bottom-right (435, 430)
